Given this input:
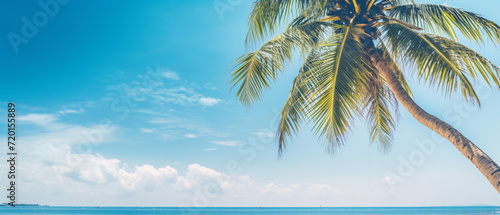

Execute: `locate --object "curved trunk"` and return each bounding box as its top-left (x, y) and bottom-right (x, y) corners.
top-left (369, 49), bottom-right (500, 194)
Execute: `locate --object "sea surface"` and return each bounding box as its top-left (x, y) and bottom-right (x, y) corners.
top-left (0, 206), bottom-right (499, 215)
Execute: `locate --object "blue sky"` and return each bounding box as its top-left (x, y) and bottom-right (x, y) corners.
top-left (0, 0), bottom-right (500, 206)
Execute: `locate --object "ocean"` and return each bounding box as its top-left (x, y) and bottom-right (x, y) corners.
top-left (0, 207), bottom-right (499, 215)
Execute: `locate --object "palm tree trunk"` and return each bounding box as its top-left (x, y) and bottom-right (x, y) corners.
top-left (369, 49), bottom-right (500, 194)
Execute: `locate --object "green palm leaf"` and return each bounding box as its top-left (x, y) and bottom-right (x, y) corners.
top-left (387, 4), bottom-right (500, 44)
top-left (230, 20), bottom-right (330, 107)
top-left (382, 22), bottom-right (480, 104)
top-left (433, 36), bottom-right (500, 89)
top-left (276, 48), bottom-right (319, 153)
top-left (362, 71), bottom-right (398, 153)
top-left (286, 1), bottom-right (329, 29)
top-left (306, 26), bottom-right (371, 152)
top-left (246, 0), bottom-right (326, 45)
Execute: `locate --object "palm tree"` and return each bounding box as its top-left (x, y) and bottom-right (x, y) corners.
top-left (229, 0), bottom-right (500, 193)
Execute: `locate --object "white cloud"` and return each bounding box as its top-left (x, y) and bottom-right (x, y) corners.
top-left (381, 176), bottom-right (392, 182)
top-left (199, 97), bottom-right (222, 106)
top-left (185, 134), bottom-right (198, 138)
top-left (306, 184), bottom-right (346, 197)
top-left (73, 154), bottom-right (121, 184)
top-left (209, 140), bottom-right (239, 146)
top-left (18, 113), bottom-right (58, 126)
top-left (145, 117), bottom-right (224, 140)
top-left (133, 109), bottom-right (172, 116)
top-left (159, 69), bottom-right (180, 80)
top-left (204, 83), bottom-right (217, 90)
top-left (23, 133), bottom-right (365, 207)
top-left (253, 132), bottom-right (274, 138)
top-left (18, 114), bottom-right (115, 147)
top-left (59, 107), bottom-right (85, 114)
top-left (259, 183), bottom-right (296, 196)
top-left (148, 118), bottom-right (176, 124)
top-left (140, 128), bottom-right (154, 133)
top-left (13, 113), bottom-right (255, 205)
top-left (118, 164), bottom-right (179, 191)
top-left (204, 148), bottom-right (218, 151)
top-left (23, 140), bottom-right (267, 205)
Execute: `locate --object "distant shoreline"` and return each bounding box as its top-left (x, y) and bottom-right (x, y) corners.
top-left (0, 203), bottom-right (46, 207)
top-left (2, 205), bottom-right (499, 208)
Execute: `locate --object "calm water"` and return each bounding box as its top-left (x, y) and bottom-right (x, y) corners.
top-left (0, 207), bottom-right (499, 215)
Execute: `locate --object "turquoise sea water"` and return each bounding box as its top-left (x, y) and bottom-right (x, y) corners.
top-left (0, 207), bottom-right (499, 215)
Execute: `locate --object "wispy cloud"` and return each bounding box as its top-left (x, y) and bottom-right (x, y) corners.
top-left (159, 68), bottom-right (180, 80)
top-left (160, 134), bottom-right (172, 139)
top-left (140, 128), bottom-right (154, 133)
top-left (145, 117), bottom-right (226, 140)
top-left (253, 132), bottom-right (274, 138)
top-left (58, 107), bottom-right (85, 114)
top-left (204, 148), bottom-right (218, 151)
top-left (381, 176), bottom-right (392, 182)
top-left (184, 134), bottom-right (198, 138)
top-left (133, 109), bottom-right (172, 116)
top-left (18, 113), bottom-right (58, 126)
top-left (148, 118), bottom-right (176, 124)
top-left (209, 140), bottom-right (239, 146)
top-left (108, 67), bottom-right (222, 107)
top-left (199, 97), bottom-right (222, 106)
top-left (17, 113), bottom-right (116, 148)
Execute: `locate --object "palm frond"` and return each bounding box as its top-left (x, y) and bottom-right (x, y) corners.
top-left (382, 22), bottom-right (480, 105)
top-left (362, 72), bottom-right (399, 153)
top-left (306, 26), bottom-right (371, 153)
top-left (231, 21), bottom-right (330, 107)
top-left (433, 36), bottom-right (500, 90)
top-left (246, 0), bottom-right (326, 45)
top-left (287, 1), bottom-right (329, 29)
top-left (379, 0), bottom-right (415, 9)
top-left (387, 4), bottom-right (500, 44)
top-left (277, 48), bottom-right (320, 153)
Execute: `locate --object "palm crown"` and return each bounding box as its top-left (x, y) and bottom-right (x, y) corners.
top-left (230, 0), bottom-right (500, 154)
